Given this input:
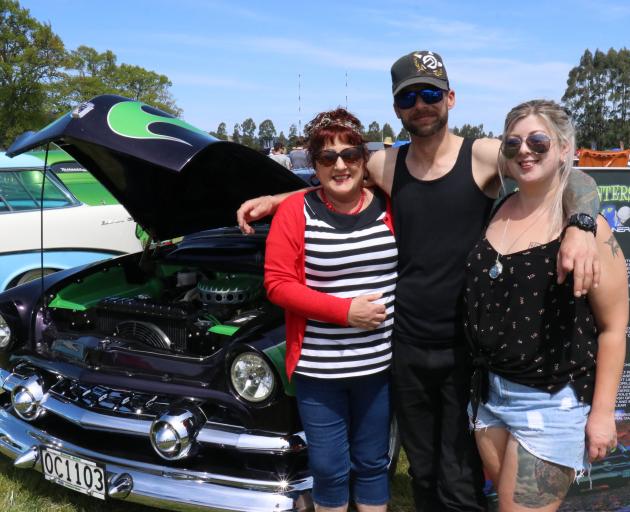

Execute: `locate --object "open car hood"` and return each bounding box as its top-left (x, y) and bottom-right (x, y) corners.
top-left (7, 95), bottom-right (304, 241)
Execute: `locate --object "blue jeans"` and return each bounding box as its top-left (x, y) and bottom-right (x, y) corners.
top-left (294, 371), bottom-right (391, 507)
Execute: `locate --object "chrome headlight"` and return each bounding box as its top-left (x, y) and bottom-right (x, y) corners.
top-left (230, 351), bottom-right (275, 403)
top-left (11, 374), bottom-right (45, 421)
top-left (0, 315), bottom-right (11, 349)
top-left (150, 405), bottom-right (206, 460)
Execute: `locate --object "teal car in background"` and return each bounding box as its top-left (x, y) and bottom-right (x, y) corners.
top-left (0, 152), bottom-right (141, 290)
top-left (28, 148), bottom-right (118, 206)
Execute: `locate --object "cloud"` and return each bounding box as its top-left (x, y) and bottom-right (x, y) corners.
top-left (169, 72), bottom-right (261, 90)
top-left (246, 37), bottom-right (392, 71)
top-left (449, 57), bottom-right (572, 96)
top-left (360, 10), bottom-right (516, 50)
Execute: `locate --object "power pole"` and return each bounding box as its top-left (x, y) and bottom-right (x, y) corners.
top-left (298, 73), bottom-right (302, 136)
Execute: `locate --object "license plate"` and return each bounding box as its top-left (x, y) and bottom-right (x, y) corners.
top-left (41, 447), bottom-right (106, 500)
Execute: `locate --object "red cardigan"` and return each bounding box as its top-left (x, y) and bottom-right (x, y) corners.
top-left (264, 190), bottom-right (395, 379)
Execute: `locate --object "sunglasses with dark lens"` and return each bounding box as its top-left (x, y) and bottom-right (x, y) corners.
top-left (500, 133), bottom-right (552, 159)
top-left (394, 88), bottom-right (444, 109)
top-left (314, 146), bottom-right (364, 166)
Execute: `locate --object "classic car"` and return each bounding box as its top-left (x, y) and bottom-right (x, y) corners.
top-left (28, 147), bottom-right (118, 205)
top-left (0, 152), bottom-right (141, 291)
top-left (0, 95), bottom-right (400, 512)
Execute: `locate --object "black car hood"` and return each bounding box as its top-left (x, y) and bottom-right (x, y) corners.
top-left (7, 95), bottom-right (304, 241)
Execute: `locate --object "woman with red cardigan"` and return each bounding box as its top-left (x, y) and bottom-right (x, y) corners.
top-left (265, 109), bottom-right (397, 512)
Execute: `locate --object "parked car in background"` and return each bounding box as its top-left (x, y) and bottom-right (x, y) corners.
top-left (28, 148), bottom-right (118, 205)
top-left (0, 152), bottom-right (141, 290)
top-left (0, 95), bottom-right (399, 511)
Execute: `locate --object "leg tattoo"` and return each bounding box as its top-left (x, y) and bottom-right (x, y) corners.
top-left (513, 444), bottom-right (573, 508)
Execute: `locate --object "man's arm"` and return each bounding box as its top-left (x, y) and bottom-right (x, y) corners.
top-left (563, 168), bottom-right (600, 218)
top-left (237, 188), bottom-right (310, 234)
top-left (365, 148), bottom-right (393, 195)
top-left (557, 169), bottom-right (601, 296)
top-left (237, 147), bottom-right (396, 234)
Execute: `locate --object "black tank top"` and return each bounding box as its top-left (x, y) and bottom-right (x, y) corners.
top-left (391, 139), bottom-right (494, 345)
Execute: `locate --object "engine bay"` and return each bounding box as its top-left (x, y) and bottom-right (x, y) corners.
top-left (42, 260), bottom-right (271, 359)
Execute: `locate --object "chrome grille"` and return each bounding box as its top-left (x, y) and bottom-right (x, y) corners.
top-left (49, 378), bottom-right (172, 419)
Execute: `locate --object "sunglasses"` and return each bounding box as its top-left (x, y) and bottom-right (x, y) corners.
top-left (314, 146), bottom-right (364, 166)
top-left (500, 133), bottom-right (552, 159)
top-left (394, 88), bottom-right (444, 109)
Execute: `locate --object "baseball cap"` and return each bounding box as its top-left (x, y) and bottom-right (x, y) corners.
top-left (391, 51), bottom-right (449, 96)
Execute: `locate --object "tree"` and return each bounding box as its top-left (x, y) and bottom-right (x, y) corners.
top-left (563, 48), bottom-right (630, 149)
top-left (240, 118), bottom-right (257, 149)
top-left (397, 127), bottom-right (410, 141)
top-left (214, 122), bottom-right (227, 140)
top-left (382, 123), bottom-right (395, 141)
top-left (231, 123), bottom-right (241, 144)
top-left (277, 131), bottom-right (288, 148)
top-left (0, 0), bottom-right (66, 148)
top-left (452, 123), bottom-right (487, 139)
top-left (59, 45), bottom-right (181, 116)
top-left (365, 121), bottom-right (382, 142)
top-left (114, 63), bottom-right (180, 115)
top-left (258, 119), bottom-right (276, 148)
top-left (288, 123), bottom-right (299, 147)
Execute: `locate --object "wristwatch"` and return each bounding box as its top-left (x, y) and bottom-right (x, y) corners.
top-left (566, 213), bottom-right (597, 236)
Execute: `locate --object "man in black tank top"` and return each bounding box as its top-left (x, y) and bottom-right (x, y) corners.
top-left (236, 50), bottom-right (601, 512)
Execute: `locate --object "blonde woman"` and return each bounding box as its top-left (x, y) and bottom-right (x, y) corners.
top-left (464, 100), bottom-right (628, 511)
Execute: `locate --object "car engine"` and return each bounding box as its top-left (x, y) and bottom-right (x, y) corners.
top-left (43, 265), bottom-right (269, 358)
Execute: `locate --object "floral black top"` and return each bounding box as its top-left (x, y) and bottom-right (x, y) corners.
top-left (463, 237), bottom-right (597, 417)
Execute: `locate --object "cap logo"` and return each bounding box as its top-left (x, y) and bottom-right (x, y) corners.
top-left (413, 52), bottom-right (445, 78)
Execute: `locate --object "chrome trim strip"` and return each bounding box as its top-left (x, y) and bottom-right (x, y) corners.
top-left (0, 368), bottom-right (9, 392)
top-left (0, 409), bottom-right (312, 512)
top-left (37, 394), bottom-right (307, 454)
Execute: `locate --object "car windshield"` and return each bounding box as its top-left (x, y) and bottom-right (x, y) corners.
top-left (0, 169), bottom-right (77, 212)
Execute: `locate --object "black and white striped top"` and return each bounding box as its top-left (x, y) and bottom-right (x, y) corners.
top-left (295, 190), bottom-right (398, 379)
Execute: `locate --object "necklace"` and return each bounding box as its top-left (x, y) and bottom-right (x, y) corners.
top-left (488, 203), bottom-right (550, 280)
top-left (489, 219), bottom-right (509, 279)
top-left (320, 188), bottom-right (366, 214)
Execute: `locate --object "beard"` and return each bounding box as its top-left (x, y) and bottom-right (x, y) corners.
top-left (401, 108), bottom-right (448, 138)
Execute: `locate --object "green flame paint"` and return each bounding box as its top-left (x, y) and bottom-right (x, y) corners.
top-left (107, 101), bottom-right (207, 146)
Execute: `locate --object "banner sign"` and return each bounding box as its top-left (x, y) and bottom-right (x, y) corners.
top-left (507, 168), bottom-right (630, 511)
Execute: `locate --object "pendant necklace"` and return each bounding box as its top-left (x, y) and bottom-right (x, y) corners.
top-left (488, 203), bottom-right (550, 280)
top-left (320, 189), bottom-right (366, 215)
top-left (489, 219), bottom-right (509, 279)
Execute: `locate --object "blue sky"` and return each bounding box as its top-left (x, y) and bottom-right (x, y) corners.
top-left (20, 0), bottom-right (630, 138)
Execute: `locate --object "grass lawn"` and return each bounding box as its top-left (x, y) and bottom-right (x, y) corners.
top-left (0, 450), bottom-right (415, 511)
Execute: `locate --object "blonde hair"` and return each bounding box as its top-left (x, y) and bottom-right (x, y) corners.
top-left (498, 99), bottom-right (575, 237)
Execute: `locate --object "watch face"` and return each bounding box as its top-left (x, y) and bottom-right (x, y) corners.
top-left (578, 213), bottom-right (595, 229)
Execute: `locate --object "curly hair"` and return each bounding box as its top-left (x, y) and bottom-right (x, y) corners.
top-left (304, 108), bottom-right (367, 166)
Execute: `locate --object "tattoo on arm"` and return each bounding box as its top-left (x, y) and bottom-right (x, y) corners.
top-left (513, 443), bottom-right (573, 507)
top-left (605, 234), bottom-right (621, 257)
top-left (528, 242), bottom-right (542, 248)
top-left (564, 169), bottom-right (600, 218)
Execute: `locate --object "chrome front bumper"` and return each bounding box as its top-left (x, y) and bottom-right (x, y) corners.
top-left (0, 366), bottom-right (313, 511)
top-left (0, 409), bottom-right (313, 511)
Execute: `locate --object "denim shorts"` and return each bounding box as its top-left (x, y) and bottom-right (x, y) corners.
top-left (294, 371), bottom-right (390, 507)
top-left (468, 372), bottom-right (590, 473)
